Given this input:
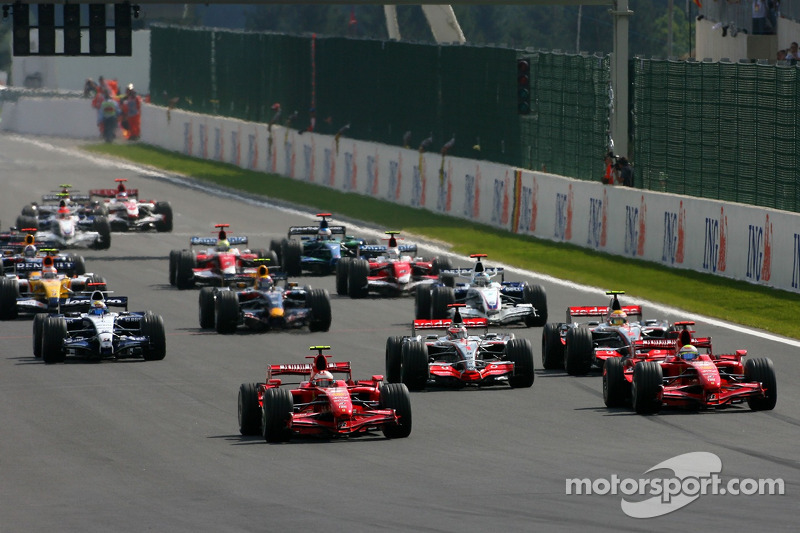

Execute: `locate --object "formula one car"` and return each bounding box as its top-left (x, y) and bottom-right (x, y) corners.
top-left (34, 291), bottom-right (166, 364)
top-left (603, 323), bottom-right (777, 414)
top-left (198, 264), bottom-right (332, 333)
top-left (270, 213), bottom-right (375, 276)
top-left (237, 346), bottom-right (412, 442)
top-left (541, 290), bottom-right (670, 375)
top-left (336, 231), bottom-right (452, 298)
top-left (89, 178), bottom-right (173, 232)
top-left (385, 304), bottom-right (535, 390)
top-left (170, 224), bottom-right (277, 289)
top-left (0, 253), bottom-right (106, 320)
top-left (16, 200), bottom-right (111, 250)
top-left (17, 184), bottom-right (94, 224)
top-left (415, 253), bottom-right (547, 327)
top-left (2, 230), bottom-right (87, 278)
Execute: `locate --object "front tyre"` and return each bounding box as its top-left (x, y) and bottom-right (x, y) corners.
top-left (505, 338), bottom-right (535, 388)
top-left (238, 383), bottom-right (262, 436)
top-left (401, 341), bottom-right (429, 391)
top-left (380, 383), bottom-right (412, 439)
top-left (262, 388), bottom-right (293, 443)
top-left (744, 357), bottom-right (777, 411)
top-left (141, 313), bottom-right (167, 361)
top-left (632, 361), bottom-right (663, 414)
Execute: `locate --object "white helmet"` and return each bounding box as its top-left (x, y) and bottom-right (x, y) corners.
top-left (678, 344), bottom-right (699, 361)
top-left (473, 272), bottom-right (490, 286)
top-left (314, 370), bottom-right (335, 388)
top-left (318, 228), bottom-right (332, 239)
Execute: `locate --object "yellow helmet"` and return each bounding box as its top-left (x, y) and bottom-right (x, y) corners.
top-left (609, 310), bottom-right (627, 326)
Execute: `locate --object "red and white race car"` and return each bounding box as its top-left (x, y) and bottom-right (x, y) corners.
top-left (385, 304), bottom-right (535, 390)
top-left (237, 346), bottom-right (412, 442)
top-left (89, 178), bottom-right (173, 232)
top-left (336, 230), bottom-right (452, 298)
top-left (169, 223), bottom-right (277, 289)
top-left (603, 322), bottom-right (778, 414)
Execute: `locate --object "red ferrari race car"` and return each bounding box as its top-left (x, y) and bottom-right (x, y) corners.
top-left (237, 346), bottom-right (412, 442)
top-left (336, 230), bottom-right (452, 298)
top-left (89, 179), bottom-right (173, 232)
top-left (385, 304), bottom-right (535, 390)
top-left (169, 224), bottom-right (277, 289)
top-left (603, 322), bottom-right (778, 414)
top-left (541, 290), bottom-right (671, 375)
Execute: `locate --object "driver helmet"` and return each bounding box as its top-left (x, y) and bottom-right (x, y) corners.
top-left (318, 227), bottom-right (332, 239)
top-left (116, 191), bottom-right (128, 200)
top-left (447, 324), bottom-right (468, 340)
top-left (57, 206), bottom-right (70, 219)
top-left (387, 247), bottom-right (400, 259)
top-left (216, 239), bottom-right (230, 252)
top-left (42, 265), bottom-right (57, 279)
top-left (90, 299), bottom-right (107, 315)
top-left (256, 274), bottom-right (273, 290)
top-left (473, 272), bottom-right (491, 287)
top-left (609, 310), bottom-right (627, 326)
top-left (23, 244), bottom-right (37, 258)
top-left (314, 370), bottom-right (335, 388)
top-left (678, 344), bottom-right (699, 361)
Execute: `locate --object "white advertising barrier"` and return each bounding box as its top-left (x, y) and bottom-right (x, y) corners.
top-left (0, 97), bottom-right (98, 139)
top-left (4, 97), bottom-right (798, 294)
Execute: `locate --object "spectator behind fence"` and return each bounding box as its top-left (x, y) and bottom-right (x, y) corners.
top-left (602, 151), bottom-right (617, 185)
top-left (752, 0), bottom-right (768, 35)
top-left (616, 156), bottom-right (633, 187)
top-left (786, 42), bottom-right (799, 64)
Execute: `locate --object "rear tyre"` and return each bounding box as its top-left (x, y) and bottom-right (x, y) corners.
top-left (153, 201), bottom-right (174, 232)
top-left (175, 250), bottom-right (196, 289)
top-left (431, 286), bottom-right (455, 319)
top-left (335, 257), bottom-right (351, 296)
top-left (16, 215), bottom-right (39, 231)
top-left (632, 361), bottom-right (663, 414)
top-left (431, 256), bottom-right (453, 275)
top-left (380, 383), bottom-right (413, 439)
top-left (564, 327), bottom-right (593, 375)
top-left (385, 336), bottom-right (404, 383)
top-left (32, 313), bottom-right (46, 357)
top-left (269, 239), bottom-right (283, 265)
top-left (71, 255), bottom-right (87, 276)
top-left (0, 278), bottom-right (20, 320)
top-left (541, 322), bottom-right (564, 370)
top-left (347, 259), bottom-right (369, 299)
top-left (603, 356), bottom-right (629, 407)
top-left (21, 205), bottom-right (37, 217)
top-left (141, 313), bottom-right (167, 361)
top-left (307, 288), bottom-right (332, 332)
top-left (42, 317), bottom-right (67, 364)
top-left (281, 239), bottom-right (302, 276)
top-left (215, 290), bottom-right (240, 334)
top-left (262, 388), bottom-right (293, 443)
top-left (168, 250), bottom-right (180, 286)
top-left (238, 383), bottom-right (262, 436)
top-left (198, 287), bottom-right (216, 329)
top-left (415, 284), bottom-right (432, 319)
top-left (401, 341), bottom-right (429, 391)
top-left (522, 283), bottom-right (548, 327)
top-left (506, 338), bottom-right (535, 388)
top-left (93, 216), bottom-right (112, 250)
top-left (744, 357), bottom-right (777, 411)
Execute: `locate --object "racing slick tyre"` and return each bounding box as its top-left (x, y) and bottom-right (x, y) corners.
top-left (175, 250), bottom-right (196, 290)
top-left (198, 287), bottom-right (216, 329)
top-left (347, 259), bottom-right (370, 299)
top-left (401, 341), bottom-right (429, 391)
top-left (32, 313), bottom-right (46, 357)
top-left (603, 356), bottom-right (629, 407)
top-left (141, 313), bottom-right (167, 361)
top-left (153, 201), bottom-right (174, 232)
top-left (506, 338), bottom-right (535, 388)
top-left (335, 257), bottom-right (351, 296)
top-left (269, 239), bottom-right (283, 265)
top-left (215, 290), bottom-right (240, 334)
top-left (431, 286), bottom-right (455, 319)
top-left (522, 283), bottom-right (548, 327)
top-left (385, 336), bottom-right (404, 383)
top-left (632, 361), bottom-right (663, 415)
top-left (93, 216), bottom-right (112, 250)
top-left (88, 274), bottom-right (107, 292)
top-left (415, 285), bottom-right (432, 319)
top-left (541, 322), bottom-right (565, 370)
top-left (168, 250), bottom-right (180, 286)
top-left (70, 255), bottom-right (87, 276)
top-left (262, 388), bottom-right (293, 443)
top-left (564, 327), bottom-right (593, 376)
top-left (307, 288), bottom-right (332, 332)
top-left (21, 204), bottom-right (37, 217)
top-left (0, 278), bottom-right (20, 320)
top-left (42, 316), bottom-right (68, 364)
top-left (281, 239), bottom-right (302, 277)
top-left (744, 357), bottom-right (778, 411)
top-left (16, 215), bottom-right (39, 231)
top-left (431, 256), bottom-right (453, 275)
top-left (380, 383), bottom-right (413, 439)
top-left (238, 383), bottom-right (262, 436)
top-left (257, 249), bottom-right (280, 269)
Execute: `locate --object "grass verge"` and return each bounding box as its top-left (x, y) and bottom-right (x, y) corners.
top-left (84, 143), bottom-right (799, 340)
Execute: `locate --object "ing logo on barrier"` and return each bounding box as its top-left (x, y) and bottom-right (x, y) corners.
top-left (411, 166), bottom-right (424, 207)
top-left (624, 196), bottom-right (647, 256)
top-left (491, 177), bottom-right (509, 225)
top-left (555, 193), bottom-right (568, 241)
top-left (230, 131), bottom-right (240, 166)
top-left (464, 175), bottom-right (476, 218)
top-left (746, 214), bottom-right (773, 282)
top-left (214, 127), bottom-right (223, 161)
top-left (366, 155), bottom-right (379, 196)
top-left (303, 144), bottom-right (314, 182)
top-left (283, 140), bottom-right (293, 177)
top-left (436, 168), bottom-right (452, 213)
top-left (323, 149), bottom-right (334, 187)
top-left (387, 159), bottom-right (400, 202)
top-left (247, 134), bottom-right (258, 170)
top-left (703, 206), bottom-right (728, 273)
top-left (587, 197), bottom-right (603, 248)
top-left (199, 124), bottom-right (208, 159)
top-left (343, 152), bottom-right (357, 191)
top-left (662, 201), bottom-right (685, 265)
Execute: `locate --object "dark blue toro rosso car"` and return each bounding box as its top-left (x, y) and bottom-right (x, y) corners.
top-left (269, 213), bottom-right (374, 276)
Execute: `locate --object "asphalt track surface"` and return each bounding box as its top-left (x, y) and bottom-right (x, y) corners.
top-left (0, 134), bottom-right (796, 532)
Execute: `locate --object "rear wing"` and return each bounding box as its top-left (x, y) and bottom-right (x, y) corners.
top-left (267, 360), bottom-right (352, 380)
top-left (358, 244), bottom-right (417, 257)
top-left (288, 225), bottom-right (346, 237)
top-left (62, 296), bottom-right (129, 312)
top-left (439, 267), bottom-right (503, 278)
top-left (12, 258), bottom-right (76, 274)
top-left (89, 188), bottom-right (139, 199)
top-left (42, 194), bottom-right (91, 202)
top-left (632, 336), bottom-right (714, 357)
top-left (567, 305), bottom-right (643, 323)
top-left (190, 236), bottom-right (248, 247)
top-left (413, 317), bottom-right (488, 335)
